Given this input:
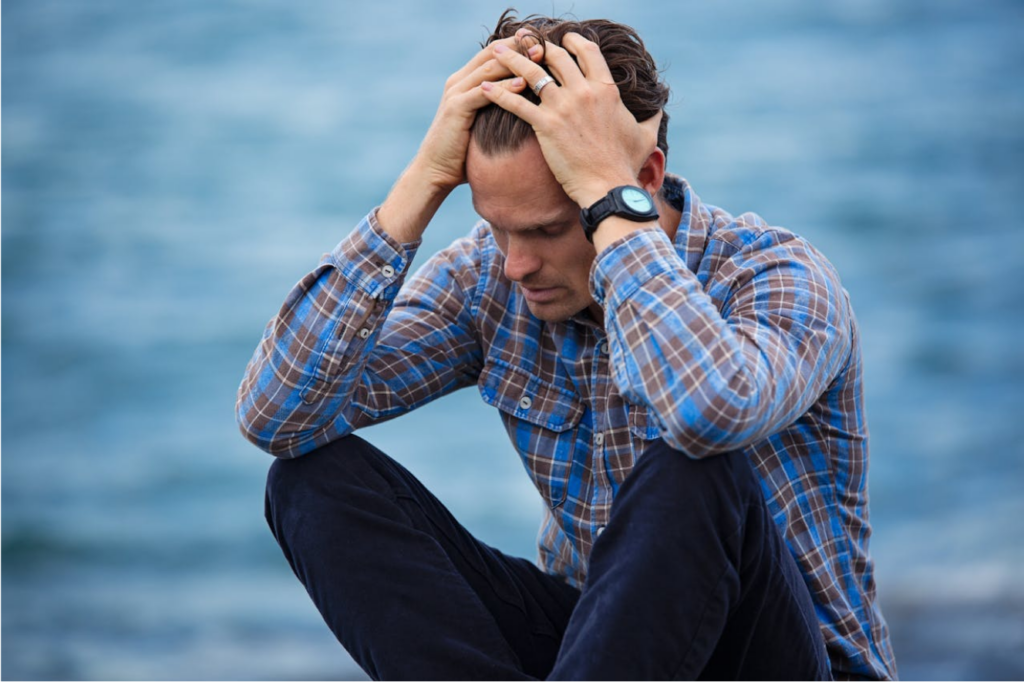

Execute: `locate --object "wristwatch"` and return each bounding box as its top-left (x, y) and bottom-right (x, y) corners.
top-left (579, 186), bottom-right (660, 242)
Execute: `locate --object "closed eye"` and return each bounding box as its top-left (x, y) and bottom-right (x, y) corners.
top-left (491, 220), bottom-right (571, 237)
top-left (539, 221), bottom-right (571, 236)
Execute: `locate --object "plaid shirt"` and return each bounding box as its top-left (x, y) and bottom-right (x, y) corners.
top-left (237, 175), bottom-right (897, 680)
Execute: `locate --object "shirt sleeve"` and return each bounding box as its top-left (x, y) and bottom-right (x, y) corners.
top-left (591, 224), bottom-right (853, 458)
top-left (235, 210), bottom-right (485, 458)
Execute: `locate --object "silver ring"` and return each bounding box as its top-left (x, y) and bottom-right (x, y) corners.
top-left (532, 75), bottom-right (555, 96)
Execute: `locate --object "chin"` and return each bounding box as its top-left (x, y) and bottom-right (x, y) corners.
top-left (525, 300), bottom-right (585, 323)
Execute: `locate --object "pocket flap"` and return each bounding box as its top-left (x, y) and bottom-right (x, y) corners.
top-left (478, 358), bottom-right (584, 432)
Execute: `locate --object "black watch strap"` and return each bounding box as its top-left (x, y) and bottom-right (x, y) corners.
top-left (580, 186), bottom-right (660, 242)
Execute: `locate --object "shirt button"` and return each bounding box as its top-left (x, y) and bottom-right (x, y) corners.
top-left (357, 328), bottom-right (371, 339)
top-left (594, 432), bottom-right (605, 446)
top-left (381, 265), bottom-right (395, 278)
top-left (597, 340), bottom-right (609, 355)
top-left (596, 525), bottom-right (606, 538)
top-left (518, 395), bottom-right (533, 410)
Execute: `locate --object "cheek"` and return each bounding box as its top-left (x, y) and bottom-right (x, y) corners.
top-left (554, 239), bottom-right (596, 283)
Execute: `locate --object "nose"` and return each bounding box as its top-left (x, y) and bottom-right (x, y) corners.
top-left (502, 236), bottom-right (543, 283)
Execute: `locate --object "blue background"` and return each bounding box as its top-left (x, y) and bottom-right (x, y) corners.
top-left (3, 1), bottom-right (1023, 679)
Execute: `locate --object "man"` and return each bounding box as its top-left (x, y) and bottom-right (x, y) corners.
top-left (237, 11), bottom-right (897, 681)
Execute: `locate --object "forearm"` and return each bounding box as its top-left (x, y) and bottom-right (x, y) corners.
top-left (594, 229), bottom-right (850, 458)
top-left (236, 212), bottom-right (418, 457)
top-left (377, 34), bottom-right (539, 244)
top-left (376, 159), bottom-right (452, 244)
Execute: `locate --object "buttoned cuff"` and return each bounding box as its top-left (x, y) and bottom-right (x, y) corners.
top-left (589, 227), bottom-right (682, 310)
top-left (324, 208), bottom-right (422, 299)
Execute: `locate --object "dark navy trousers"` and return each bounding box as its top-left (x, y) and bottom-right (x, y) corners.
top-left (265, 436), bottom-right (830, 680)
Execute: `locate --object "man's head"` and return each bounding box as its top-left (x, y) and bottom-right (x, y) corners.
top-left (466, 11), bottom-right (670, 323)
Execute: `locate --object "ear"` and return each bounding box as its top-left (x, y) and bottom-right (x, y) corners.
top-left (637, 147), bottom-right (666, 197)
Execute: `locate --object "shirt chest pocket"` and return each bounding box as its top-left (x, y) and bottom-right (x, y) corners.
top-left (478, 359), bottom-right (585, 509)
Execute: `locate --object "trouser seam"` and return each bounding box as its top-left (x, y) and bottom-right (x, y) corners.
top-left (667, 563), bottom-right (732, 680)
top-left (664, 498), bottom-right (755, 680)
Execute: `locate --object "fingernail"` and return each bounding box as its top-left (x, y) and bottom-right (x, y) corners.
top-left (512, 77), bottom-right (524, 88)
top-left (481, 81), bottom-right (494, 91)
top-left (494, 43), bottom-right (508, 54)
top-left (528, 45), bottom-right (541, 57)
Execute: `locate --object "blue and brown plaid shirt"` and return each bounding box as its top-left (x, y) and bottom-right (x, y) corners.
top-left (237, 175), bottom-right (897, 679)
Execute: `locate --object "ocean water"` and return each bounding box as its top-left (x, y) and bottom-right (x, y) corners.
top-left (3, 0), bottom-right (1023, 679)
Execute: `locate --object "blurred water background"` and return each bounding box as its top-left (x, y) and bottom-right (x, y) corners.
top-left (3, 0), bottom-right (1023, 679)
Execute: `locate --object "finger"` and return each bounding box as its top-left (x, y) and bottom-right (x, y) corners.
top-left (513, 28), bottom-right (553, 69)
top-left (458, 75), bottom-right (527, 111)
top-left (447, 35), bottom-right (520, 88)
top-left (514, 26), bottom-right (542, 52)
top-left (492, 43), bottom-right (557, 99)
top-left (534, 40), bottom-right (586, 89)
top-left (449, 38), bottom-right (546, 95)
top-left (480, 78), bottom-right (541, 124)
top-left (450, 57), bottom-right (516, 95)
top-left (561, 32), bottom-right (614, 83)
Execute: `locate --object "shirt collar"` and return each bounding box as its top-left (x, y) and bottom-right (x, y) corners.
top-left (662, 173), bottom-right (710, 275)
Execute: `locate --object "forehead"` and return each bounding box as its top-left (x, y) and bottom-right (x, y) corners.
top-left (466, 137), bottom-right (577, 232)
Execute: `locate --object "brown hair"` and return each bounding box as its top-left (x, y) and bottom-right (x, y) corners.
top-left (471, 9), bottom-right (670, 160)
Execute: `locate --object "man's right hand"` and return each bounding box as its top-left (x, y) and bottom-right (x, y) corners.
top-left (377, 36), bottom-right (536, 244)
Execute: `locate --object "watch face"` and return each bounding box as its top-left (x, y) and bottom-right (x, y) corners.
top-left (621, 187), bottom-right (653, 213)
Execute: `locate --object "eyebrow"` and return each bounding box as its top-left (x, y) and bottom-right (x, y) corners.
top-left (487, 216), bottom-right (572, 234)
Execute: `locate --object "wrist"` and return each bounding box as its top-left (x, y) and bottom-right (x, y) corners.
top-left (590, 216), bottom-right (656, 253)
top-left (579, 184), bottom-right (659, 243)
top-left (409, 156), bottom-right (462, 198)
top-left (378, 161), bottom-right (453, 244)
top-left (574, 175), bottom-right (638, 209)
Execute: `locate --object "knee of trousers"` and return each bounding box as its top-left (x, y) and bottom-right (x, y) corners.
top-left (632, 441), bottom-right (761, 502)
top-left (615, 441), bottom-right (765, 538)
top-left (265, 434), bottom-right (390, 515)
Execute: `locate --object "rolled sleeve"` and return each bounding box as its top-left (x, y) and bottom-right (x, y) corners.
top-left (235, 209), bottom-right (423, 456)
